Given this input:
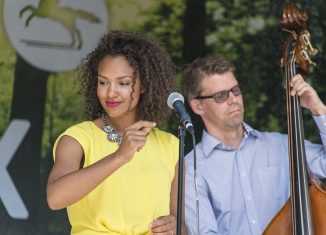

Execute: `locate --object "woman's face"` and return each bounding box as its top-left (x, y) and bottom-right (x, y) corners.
top-left (97, 56), bottom-right (142, 121)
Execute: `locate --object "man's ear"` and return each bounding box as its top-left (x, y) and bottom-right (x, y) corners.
top-left (190, 99), bottom-right (204, 116)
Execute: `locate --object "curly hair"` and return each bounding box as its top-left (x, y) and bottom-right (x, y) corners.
top-left (77, 30), bottom-right (176, 123)
top-left (183, 56), bottom-right (236, 102)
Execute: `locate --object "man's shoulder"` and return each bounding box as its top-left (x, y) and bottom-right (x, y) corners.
top-left (255, 129), bottom-right (287, 139)
top-left (245, 123), bottom-right (287, 138)
top-left (185, 142), bottom-right (203, 164)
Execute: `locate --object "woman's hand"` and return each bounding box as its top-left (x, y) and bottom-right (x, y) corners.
top-left (150, 215), bottom-right (177, 235)
top-left (115, 120), bottom-right (156, 162)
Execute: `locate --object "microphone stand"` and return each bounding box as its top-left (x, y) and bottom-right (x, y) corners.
top-left (177, 125), bottom-right (186, 235)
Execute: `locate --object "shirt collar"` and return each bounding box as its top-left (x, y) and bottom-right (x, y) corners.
top-left (201, 122), bottom-right (258, 158)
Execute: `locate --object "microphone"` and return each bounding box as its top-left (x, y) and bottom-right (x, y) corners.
top-left (167, 92), bottom-right (194, 134)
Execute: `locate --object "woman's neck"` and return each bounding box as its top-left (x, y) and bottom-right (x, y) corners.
top-left (106, 114), bottom-right (137, 134)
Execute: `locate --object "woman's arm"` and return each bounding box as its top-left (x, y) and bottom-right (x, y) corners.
top-left (46, 135), bottom-right (128, 210)
top-left (46, 120), bottom-right (156, 210)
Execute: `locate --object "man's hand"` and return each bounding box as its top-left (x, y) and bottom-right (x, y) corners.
top-left (290, 74), bottom-right (326, 115)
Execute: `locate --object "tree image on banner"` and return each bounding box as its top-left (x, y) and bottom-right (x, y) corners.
top-left (4, 0), bottom-right (108, 72)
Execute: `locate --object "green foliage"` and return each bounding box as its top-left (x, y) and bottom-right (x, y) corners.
top-left (129, 0), bottom-right (185, 64)
top-left (0, 54), bottom-right (15, 136)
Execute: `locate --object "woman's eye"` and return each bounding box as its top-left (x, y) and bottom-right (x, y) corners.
top-left (120, 82), bottom-right (130, 86)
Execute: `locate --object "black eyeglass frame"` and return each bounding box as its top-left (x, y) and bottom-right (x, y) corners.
top-left (194, 84), bottom-right (242, 103)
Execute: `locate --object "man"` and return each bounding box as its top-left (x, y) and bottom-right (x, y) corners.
top-left (183, 56), bottom-right (326, 235)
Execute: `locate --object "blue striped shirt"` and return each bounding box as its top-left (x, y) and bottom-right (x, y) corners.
top-left (185, 115), bottom-right (326, 235)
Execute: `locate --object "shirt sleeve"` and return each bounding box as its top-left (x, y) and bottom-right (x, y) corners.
top-left (53, 124), bottom-right (90, 161)
top-left (304, 115), bottom-right (326, 178)
top-left (313, 115), bottom-right (326, 140)
top-left (185, 153), bottom-right (224, 235)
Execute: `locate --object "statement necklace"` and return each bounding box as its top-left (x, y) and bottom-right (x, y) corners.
top-left (101, 113), bottom-right (122, 145)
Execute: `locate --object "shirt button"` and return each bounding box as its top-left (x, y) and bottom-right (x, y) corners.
top-left (241, 172), bottom-right (246, 177)
top-left (246, 196), bottom-right (251, 200)
top-left (252, 219), bottom-right (256, 224)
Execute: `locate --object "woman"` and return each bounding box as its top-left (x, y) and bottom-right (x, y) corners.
top-left (46, 30), bottom-right (186, 235)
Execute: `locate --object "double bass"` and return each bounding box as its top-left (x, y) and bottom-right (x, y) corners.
top-left (263, 4), bottom-right (326, 235)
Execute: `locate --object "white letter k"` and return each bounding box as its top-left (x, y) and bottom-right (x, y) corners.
top-left (0, 119), bottom-right (30, 219)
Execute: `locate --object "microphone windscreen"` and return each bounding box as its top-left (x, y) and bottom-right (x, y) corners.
top-left (167, 92), bottom-right (185, 109)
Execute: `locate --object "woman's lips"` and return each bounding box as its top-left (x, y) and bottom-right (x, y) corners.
top-left (106, 101), bottom-right (121, 108)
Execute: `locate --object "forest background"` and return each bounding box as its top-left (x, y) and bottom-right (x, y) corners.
top-left (1, 0), bottom-right (326, 234)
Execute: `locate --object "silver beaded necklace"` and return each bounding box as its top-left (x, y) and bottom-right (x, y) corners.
top-left (101, 113), bottom-right (122, 145)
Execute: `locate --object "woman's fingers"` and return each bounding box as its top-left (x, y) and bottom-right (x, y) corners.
top-left (125, 120), bottom-right (156, 133)
top-left (116, 120), bottom-right (156, 161)
top-left (150, 215), bottom-right (176, 234)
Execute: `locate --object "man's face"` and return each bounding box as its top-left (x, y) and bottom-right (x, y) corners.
top-left (191, 71), bottom-right (244, 133)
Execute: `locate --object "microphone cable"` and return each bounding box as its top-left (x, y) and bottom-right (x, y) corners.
top-left (191, 131), bottom-right (200, 235)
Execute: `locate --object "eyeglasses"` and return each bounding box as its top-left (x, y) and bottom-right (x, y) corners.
top-left (194, 84), bottom-right (242, 103)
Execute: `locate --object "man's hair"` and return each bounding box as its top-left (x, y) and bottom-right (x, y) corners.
top-left (182, 56), bottom-right (236, 101)
top-left (77, 30), bottom-right (176, 123)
